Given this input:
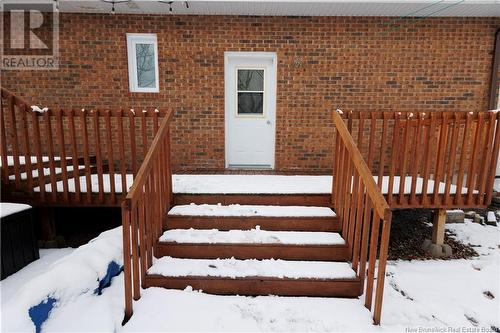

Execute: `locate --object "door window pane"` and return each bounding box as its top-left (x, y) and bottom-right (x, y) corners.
top-left (238, 92), bottom-right (263, 114)
top-left (238, 70), bottom-right (264, 91)
top-left (135, 43), bottom-right (156, 88)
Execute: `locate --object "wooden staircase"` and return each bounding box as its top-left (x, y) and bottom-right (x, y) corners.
top-left (4, 88), bottom-right (498, 326)
top-left (144, 202), bottom-right (360, 297)
top-left (121, 110), bottom-right (393, 326)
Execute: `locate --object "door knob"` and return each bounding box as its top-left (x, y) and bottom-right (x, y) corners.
top-left (267, 120), bottom-right (271, 125)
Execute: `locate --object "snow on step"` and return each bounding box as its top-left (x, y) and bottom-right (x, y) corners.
top-left (160, 228), bottom-right (345, 245)
top-left (148, 257), bottom-right (356, 279)
top-left (169, 204), bottom-right (336, 217)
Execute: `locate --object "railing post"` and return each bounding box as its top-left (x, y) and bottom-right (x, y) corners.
top-left (121, 200), bottom-right (133, 323)
top-left (373, 209), bottom-right (392, 325)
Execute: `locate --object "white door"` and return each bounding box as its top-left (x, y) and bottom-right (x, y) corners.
top-left (225, 52), bottom-right (277, 169)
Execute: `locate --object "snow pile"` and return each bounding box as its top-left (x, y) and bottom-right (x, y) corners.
top-left (30, 106), bottom-right (49, 113)
top-left (0, 202), bottom-right (31, 218)
top-left (1, 227), bottom-right (123, 332)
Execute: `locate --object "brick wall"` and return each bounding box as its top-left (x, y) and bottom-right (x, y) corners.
top-left (2, 14), bottom-right (499, 173)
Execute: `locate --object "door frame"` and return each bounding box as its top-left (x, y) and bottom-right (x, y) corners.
top-left (224, 51), bottom-right (278, 169)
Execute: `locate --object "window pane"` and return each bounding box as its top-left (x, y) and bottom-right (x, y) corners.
top-left (238, 92), bottom-right (263, 115)
top-left (238, 70), bottom-right (264, 91)
top-left (135, 43), bottom-right (156, 88)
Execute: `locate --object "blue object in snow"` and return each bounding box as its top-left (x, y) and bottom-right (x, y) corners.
top-left (29, 297), bottom-right (57, 333)
top-left (95, 261), bottom-right (123, 295)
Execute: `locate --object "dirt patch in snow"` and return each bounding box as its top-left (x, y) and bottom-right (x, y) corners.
top-left (388, 209), bottom-right (478, 260)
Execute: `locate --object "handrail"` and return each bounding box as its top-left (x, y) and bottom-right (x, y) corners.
top-left (124, 110), bottom-right (174, 206)
top-left (332, 110), bottom-right (392, 325)
top-left (1, 87), bottom-right (31, 108)
top-left (332, 111), bottom-right (389, 218)
top-left (121, 109), bottom-right (174, 323)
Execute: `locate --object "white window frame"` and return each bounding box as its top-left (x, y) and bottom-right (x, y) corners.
top-left (126, 33), bottom-right (159, 93)
top-left (235, 67), bottom-right (266, 117)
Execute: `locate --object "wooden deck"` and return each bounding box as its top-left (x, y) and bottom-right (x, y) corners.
top-left (2, 87), bottom-right (500, 326)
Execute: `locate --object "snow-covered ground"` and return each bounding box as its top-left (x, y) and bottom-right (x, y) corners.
top-left (1, 221), bottom-right (498, 332)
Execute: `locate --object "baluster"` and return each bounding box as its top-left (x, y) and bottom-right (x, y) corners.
top-left (121, 203), bottom-right (133, 320)
top-left (20, 105), bottom-right (34, 192)
top-left (466, 113), bottom-right (484, 205)
top-left (56, 110), bottom-right (69, 202)
top-left (454, 112), bottom-right (473, 205)
top-left (432, 113), bottom-right (449, 205)
top-left (141, 110), bottom-right (148, 158)
top-left (80, 110), bottom-right (92, 203)
top-left (477, 112), bottom-right (496, 205)
top-left (7, 96), bottom-right (21, 187)
top-left (44, 111), bottom-right (57, 202)
top-left (398, 114), bottom-right (412, 205)
top-left (129, 110), bottom-right (137, 177)
top-left (409, 113), bottom-right (424, 204)
top-left (421, 113), bottom-right (436, 205)
top-left (485, 113), bottom-right (500, 205)
top-left (117, 110), bottom-right (127, 196)
top-left (377, 113), bottom-right (389, 190)
top-left (31, 112), bottom-right (45, 201)
top-left (130, 202), bottom-right (140, 300)
top-left (364, 209), bottom-right (381, 311)
top-left (0, 99), bottom-right (9, 183)
top-left (443, 113), bottom-right (461, 205)
top-left (93, 110), bottom-right (105, 203)
top-left (105, 110), bottom-right (116, 203)
top-left (68, 110), bottom-right (81, 203)
top-left (387, 114), bottom-right (401, 205)
top-left (373, 210), bottom-right (392, 325)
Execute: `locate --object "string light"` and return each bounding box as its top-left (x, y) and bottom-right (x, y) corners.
top-left (101, 0), bottom-right (130, 15)
top-left (158, 1), bottom-right (175, 13)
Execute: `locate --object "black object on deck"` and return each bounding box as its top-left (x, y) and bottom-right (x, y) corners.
top-left (1, 206), bottom-right (39, 280)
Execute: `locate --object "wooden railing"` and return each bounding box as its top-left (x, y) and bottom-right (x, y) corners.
top-left (343, 110), bottom-right (500, 209)
top-left (332, 110), bottom-right (392, 325)
top-left (121, 109), bottom-right (174, 322)
top-left (1, 87), bottom-right (167, 206)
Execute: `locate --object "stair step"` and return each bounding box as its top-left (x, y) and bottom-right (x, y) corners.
top-left (161, 228), bottom-right (344, 245)
top-left (169, 204), bottom-right (336, 217)
top-left (157, 228), bottom-right (349, 260)
top-left (146, 257), bottom-right (361, 297)
top-left (166, 204), bottom-right (339, 231)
